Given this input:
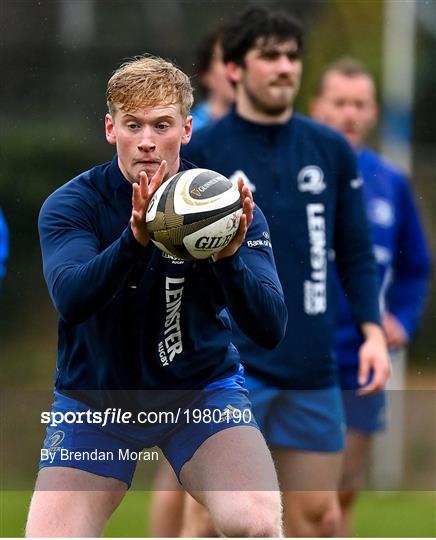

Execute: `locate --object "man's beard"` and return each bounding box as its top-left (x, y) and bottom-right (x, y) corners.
top-left (245, 82), bottom-right (293, 117)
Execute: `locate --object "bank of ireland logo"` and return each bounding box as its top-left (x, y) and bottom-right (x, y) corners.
top-left (45, 430), bottom-right (65, 453)
top-left (298, 166), bottom-right (326, 194)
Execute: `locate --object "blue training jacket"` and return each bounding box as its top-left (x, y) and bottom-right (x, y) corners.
top-left (182, 109), bottom-right (381, 389)
top-left (335, 147), bottom-right (431, 366)
top-left (38, 156), bottom-right (287, 398)
top-left (190, 101), bottom-right (214, 133)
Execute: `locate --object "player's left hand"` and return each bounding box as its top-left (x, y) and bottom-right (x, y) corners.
top-left (131, 160), bottom-right (167, 247)
top-left (357, 323), bottom-right (391, 396)
top-left (212, 177), bottom-right (254, 261)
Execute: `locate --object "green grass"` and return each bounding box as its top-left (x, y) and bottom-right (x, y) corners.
top-left (0, 492), bottom-right (30, 538)
top-left (1, 490), bottom-right (435, 537)
top-left (353, 491), bottom-right (436, 537)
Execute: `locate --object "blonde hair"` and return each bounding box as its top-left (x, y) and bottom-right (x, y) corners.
top-left (106, 54), bottom-right (193, 119)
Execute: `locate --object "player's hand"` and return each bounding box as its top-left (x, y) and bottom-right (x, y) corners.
top-left (357, 323), bottom-right (391, 396)
top-left (131, 160), bottom-right (167, 247)
top-left (212, 177), bottom-right (254, 261)
top-left (382, 312), bottom-right (408, 349)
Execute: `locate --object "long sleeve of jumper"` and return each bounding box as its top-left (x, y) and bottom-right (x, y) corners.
top-left (39, 173), bottom-right (150, 325)
top-left (386, 175), bottom-right (431, 337)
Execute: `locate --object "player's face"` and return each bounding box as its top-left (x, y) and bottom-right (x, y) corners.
top-left (105, 103), bottom-right (192, 183)
top-left (228, 38), bottom-right (302, 118)
top-left (310, 72), bottom-right (377, 148)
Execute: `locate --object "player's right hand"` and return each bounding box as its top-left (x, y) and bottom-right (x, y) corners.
top-left (131, 160), bottom-right (167, 246)
top-left (357, 323), bottom-right (391, 396)
top-left (382, 312), bottom-right (408, 349)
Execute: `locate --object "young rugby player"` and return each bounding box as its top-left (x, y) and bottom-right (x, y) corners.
top-left (26, 54), bottom-right (287, 537)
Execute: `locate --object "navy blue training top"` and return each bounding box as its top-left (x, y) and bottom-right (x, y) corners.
top-left (38, 156), bottom-right (287, 399)
top-left (183, 110), bottom-right (381, 389)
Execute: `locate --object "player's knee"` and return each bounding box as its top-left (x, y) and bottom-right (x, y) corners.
top-left (290, 495), bottom-right (340, 537)
top-left (339, 488), bottom-right (357, 511)
top-left (319, 501), bottom-right (341, 537)
top-left (219, 491), bottom-right (282, 538)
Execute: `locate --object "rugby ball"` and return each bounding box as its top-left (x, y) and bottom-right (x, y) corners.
top-left (146, 168), bottom-right (242, 260)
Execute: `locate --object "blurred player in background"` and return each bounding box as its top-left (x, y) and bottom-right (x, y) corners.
top-left (0, 208), bottom-right (8, 291)
top-left (190, 29), bottom-right (235, 132)
top-left (310, 57), bottom-right (431, 536)
top-left (182, 7), bottom-right (390, 537)
top-left (26, 54), bottom-right (287, 537)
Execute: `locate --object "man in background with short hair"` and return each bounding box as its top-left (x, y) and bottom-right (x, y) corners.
top-left (310, 57), bottom-right (431, 536)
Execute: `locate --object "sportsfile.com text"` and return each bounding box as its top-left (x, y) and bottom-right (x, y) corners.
top-left (41, 407), bottom-right (252, 427)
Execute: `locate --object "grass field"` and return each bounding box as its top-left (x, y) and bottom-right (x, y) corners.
top-left (1, 490), bottom-right (435, 537)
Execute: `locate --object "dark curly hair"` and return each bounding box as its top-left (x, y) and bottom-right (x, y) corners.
top-left (222, 6), bottom-right (303, 66)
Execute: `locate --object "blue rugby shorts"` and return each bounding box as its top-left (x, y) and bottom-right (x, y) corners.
top-left (339, 363), bottom-right (386, 433)
top-left (244, 370), bottom-right (345, 453)
top-left (39, 367), bottom-right (258, 487)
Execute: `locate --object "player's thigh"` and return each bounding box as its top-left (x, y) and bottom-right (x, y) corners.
top-left (180, 425), bottom-right (278, 492)
top-left (272, 446), bottom-right (343, 492)
top-left (341, 430), bottom-right (371, 491)
top-left (180, 426), bottom-right (281, 530)
top-left (26, 467), bottom-right (127, 537)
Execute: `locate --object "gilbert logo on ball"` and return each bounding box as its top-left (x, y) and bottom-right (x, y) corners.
top-left (146, 169), bottom-right (242, 260)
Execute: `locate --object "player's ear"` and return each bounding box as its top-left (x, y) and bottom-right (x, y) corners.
top-left (105, 114), bottom-right (116, 145)
top-left (181, 115), bottom-right (192, 146)
top-left (226, 61), bottom-right (243, 84)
